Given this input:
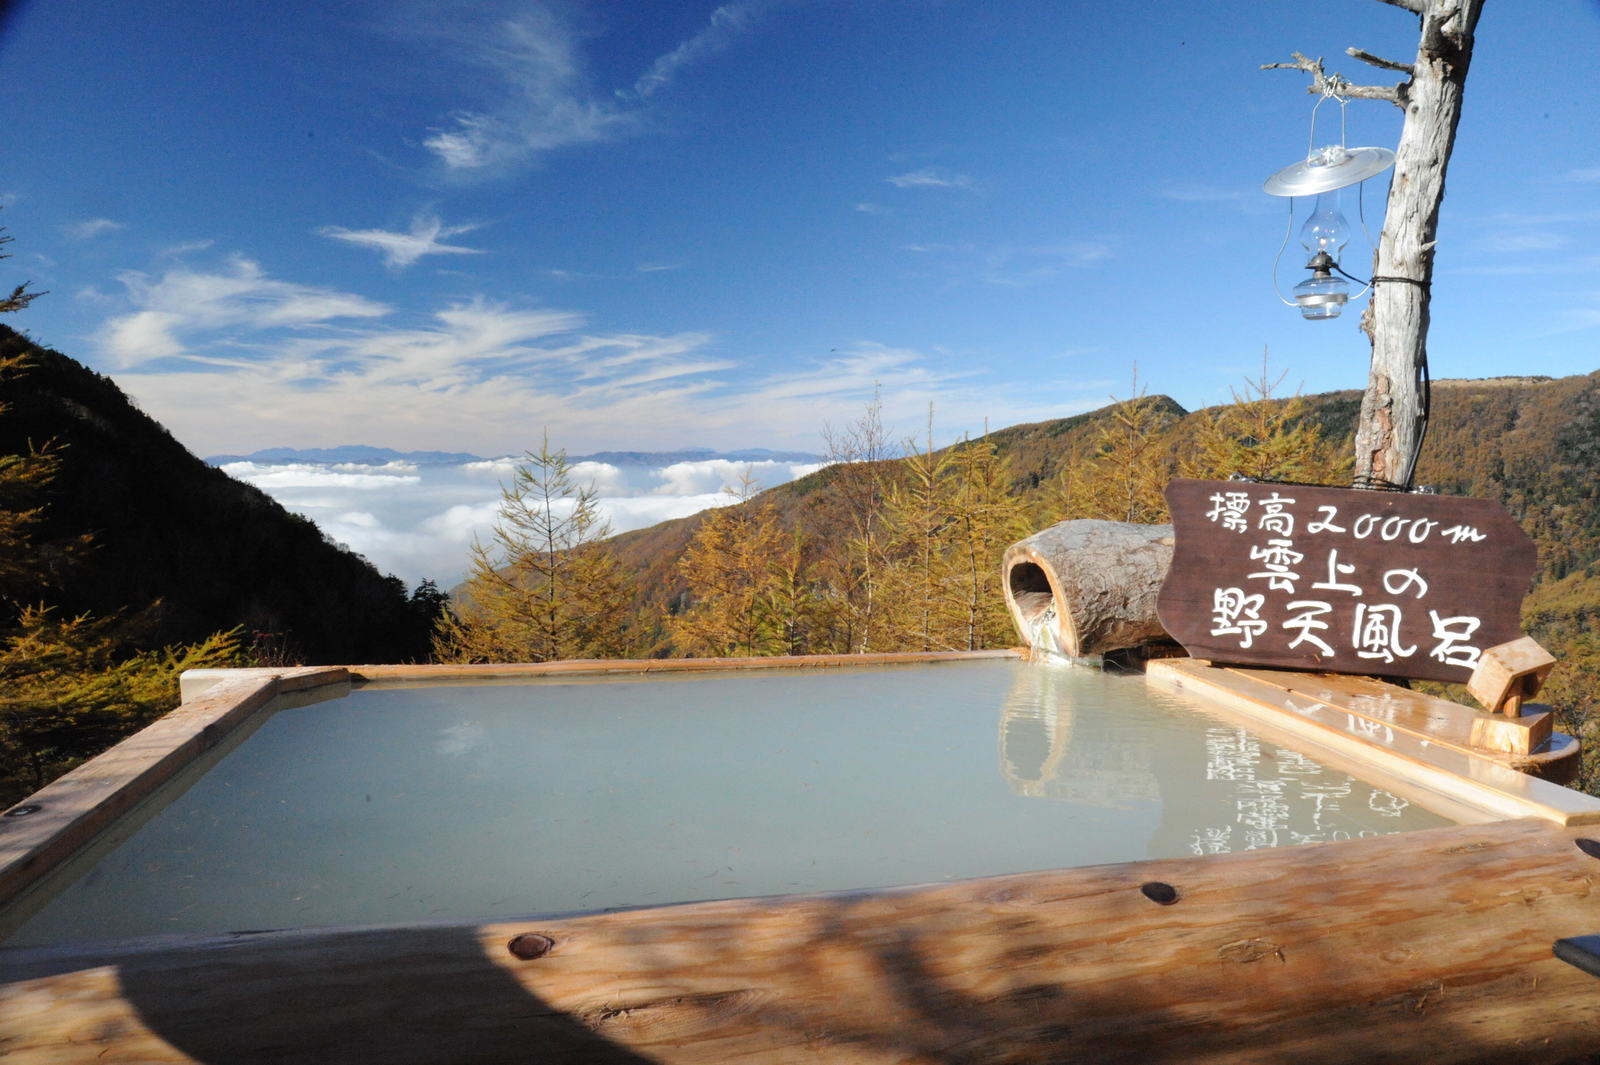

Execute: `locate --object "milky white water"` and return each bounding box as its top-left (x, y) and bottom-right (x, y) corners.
top-left (2, 659), bottom-right (1451, 946)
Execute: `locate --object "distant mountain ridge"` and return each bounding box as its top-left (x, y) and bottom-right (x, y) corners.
top-left (207, 445), bottom-right (483, 466)
top-left (207, 445), bottom-right (826, 467)
top-left (576, 447), bottom-right (825, 466)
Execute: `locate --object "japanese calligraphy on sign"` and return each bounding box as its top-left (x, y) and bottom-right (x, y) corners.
top-left (1156, 479), bottom-right (1537, 683)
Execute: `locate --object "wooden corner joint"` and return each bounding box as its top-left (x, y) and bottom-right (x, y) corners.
top-left (1468, 636), bottom-right (1557, 716)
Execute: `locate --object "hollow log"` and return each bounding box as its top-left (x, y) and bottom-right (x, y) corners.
top-left (6, 818), bottom-right (1600, 1063)
top-left (1002, 519), bottom-right (1175, 658)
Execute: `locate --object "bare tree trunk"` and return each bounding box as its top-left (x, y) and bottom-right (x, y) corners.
top-left (1357, 0), bottom-right (1486, 487)
top-left (1269, 0), bottom-right (1487, 489)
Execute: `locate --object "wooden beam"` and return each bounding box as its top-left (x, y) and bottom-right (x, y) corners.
top-left (6, 818), bottom-right (1600, 1062)
top-left (1227, 667), bottom-right (1553, 758)
top-left (181, 650), bottom-right (1020, 695)
top-left (1469, 637), bottom-right (1557, 715)
top-left (1148, 660), bottom-right (1592, 815)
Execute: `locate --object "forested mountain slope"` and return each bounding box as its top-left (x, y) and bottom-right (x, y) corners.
top-left (607, 372), bottom-right (1600, 664)
top-left (0, 325), bottom-right (433, 664)
top-left (616, 373), bottom-right (1597, 582)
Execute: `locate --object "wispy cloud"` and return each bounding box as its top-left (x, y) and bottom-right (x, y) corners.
top-left (903, 242), bottom-right (974, 254)
top-left (159, 239), bottom-right (215, 259)
top-left (1159, 184), bottom-right (1263, 208)
top-left (1158, 184), bottom-right (1281, 216)
top-left (417, 1), bottom-right (774, 174)
top-left (1560, 167), bottom-right (1600, 183)
top-left (631, 1), bottom-right (773, 100)
top-left (318, 214), bottom-right (484, 269)
top-left (854, 202), bottom-right (888, 215)
top-left (886, 168), bottom-right (977, 192)
top-left (983, 243), bottom-right (1112, 286)
top-left (97, 255), bottom-right (388, 366)
top-left (1477, 230), bottom-right (1571, 255)
top-left (65, 218), bottom-right (123, 240)
top-left (1458, 254), bottom-right (1600, 277)
top-left (543, 268), bottom-right (601, 283)
top-left (96, 260), bottom-right (1074, 456)
top-left (1487, 208), bottom-right (1600, 227)
top-left (419, 4), bottom-right (639, 172)
top-left (900, 240), bottom-right (1113, 287)
top-left (636, 261), bottom-right (684, 273)
top-left (1160, 185), bottom-right (1245, 203)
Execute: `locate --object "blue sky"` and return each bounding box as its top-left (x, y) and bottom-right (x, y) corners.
top-left (3, 0), bottom-right (1598, 458)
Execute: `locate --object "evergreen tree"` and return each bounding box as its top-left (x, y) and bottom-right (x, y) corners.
top-left (0, 217), bottom-right (42, 315)
top-left (433, 437), bottom-right (635, 663)
top-left (0, 358), bottom-right (81, 608)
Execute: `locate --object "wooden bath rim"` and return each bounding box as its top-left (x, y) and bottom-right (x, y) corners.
top-left (6, 650), bottom-right (1600, 1063)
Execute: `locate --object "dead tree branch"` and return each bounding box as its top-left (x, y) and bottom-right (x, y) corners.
top-left (1348, 47), bottom-right (1414, 75)
top-left (1376, 0), bottom-right (1427, 15)
top-left (1261, 51), bottom-right (1406, 107)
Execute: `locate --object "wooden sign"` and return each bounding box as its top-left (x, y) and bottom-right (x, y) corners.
top-left (1157, 479), bottom-right (1537, 683)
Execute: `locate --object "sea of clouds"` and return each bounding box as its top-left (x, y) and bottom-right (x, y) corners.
top-left (216, 454), bottom-right (829, 589)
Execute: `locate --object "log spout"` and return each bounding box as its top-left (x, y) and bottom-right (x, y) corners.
top-left (1002, 520), bottom-right (1176, 659)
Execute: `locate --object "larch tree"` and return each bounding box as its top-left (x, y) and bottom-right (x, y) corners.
top-left (947, 434), bottom-right (1030, 650)
top-left (1048, 375), bottom-right (1180, 525)
top-left (0, 218), bottom-right (42, 315)
top-left (0, 225), bottom-right (59, 603)
top-left (433, 437), bottom-right (635, 663)
top-left (876, 410), bottom-right (959, 652)
top-left (1183, 352), bottom-right (1352, 485)
top-left (765, 525), bottom-right (828, 657)
top-left (819, 387), bottom-right (892, 653)
top-left (670, 470), bottom-right (786, 658)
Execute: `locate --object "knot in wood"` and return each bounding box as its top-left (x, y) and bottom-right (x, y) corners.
top-left (1140, 881), bottom-right (1179, 905)
top-left (507, 933), bottom-right (556, 960)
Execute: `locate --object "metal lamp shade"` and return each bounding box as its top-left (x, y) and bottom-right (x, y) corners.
top-left (1264, 146), bottom-right (1396, 197)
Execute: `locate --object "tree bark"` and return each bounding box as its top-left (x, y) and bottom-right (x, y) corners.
top-left (1002, 520), bottom-right (1175, 658)
top-left (1355, 0), bottom-right (1487, 487)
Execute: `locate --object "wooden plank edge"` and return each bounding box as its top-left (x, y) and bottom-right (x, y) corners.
top-left (0, 674), bottom-right (303, 908)
top-left (343, 648), bottom-right (1027, 686)
top-left (1230, 666), bottom-right (1551, 760)
top-left (6, 818), bottom-right (1600, 1064)
top-left (2, 668), bottom-right (346, 908)
top-left (178, 664), bottom-right (350, 702)
top-left (1148, 659), bottom-right (1600, 826)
